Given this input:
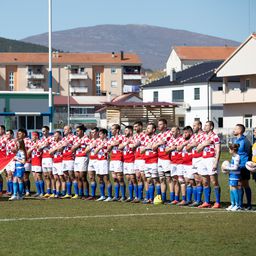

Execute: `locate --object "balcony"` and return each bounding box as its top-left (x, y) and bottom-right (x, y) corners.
top-left (123, 74), bottom-right (142, 80)
top-left (27, 84), bottom-right (44, 91)
top-left (27, 73), bottom-right (45, 80)
top-left (212, 88), bottom-right (256, 104)
top-left (123, 85), bottom-right (140, 93)
top-left (70, 86), bottom-right (88, 94)
top-left (69, 73), bottom-right (88, 80)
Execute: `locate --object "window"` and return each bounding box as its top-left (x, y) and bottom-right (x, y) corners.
top-left (194, 88), bottom-right (200, 100)
top-left (178, 117), bottom-right (185, 127)
top-left (172, 90), bottom-right (184, 102)
top-left (9, 72), bottom-right (14, 91)
top-left (153, 91), bottom-right (158, 102)
top-left (244, 114), bottom-right (252, 128)
top-left (17, 116), bottom-right (43, 130)
top-left (95, 72), bottom-right (101, 96)
top-left (80, 67), bottom-right (85, 74)
top-left (111, 68), bottom-right (117, 74)
top-left (111, 81), bottom-right (117, 88)
top-left (218, 86), bottom-right (223, 91)
top-left (245, 79), bottom-right (250, 90)
top-left (218, 117), bottom-right (223, 128)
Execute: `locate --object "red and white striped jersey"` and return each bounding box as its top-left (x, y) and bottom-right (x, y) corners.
top-left (155, 130), bottom-right (172, 160)
top-left (108, 135), bottom-right (124, 161)
top-left (133, 132), bottom-right (146, 160)
top-left (88, 138), bottom-right (99, 160)
top-left (62, 134), bottom-right (77, 161)
top-left (168, 135), bottom-right (184, 164)
top-left (191, 132), bottom-right (205, 158)
top-left (40, 136), bottom-right (54, 158)
top-left (0, 135), bottom-right (7, 158)
top-left (122, 136), bottom-right (135, 163)
top-left (142, 134), bottom-right (158, 164)
top-left (6, 139), bottom-right (17, 157)
top-left (97, 139), bottom-right (108, 160)
top-left (201, 132), bottom-right (220, 158)
top-left (73, 135), bottom-right (90, 157)
top-left (51, 140), bottom-right (63, 163)
top-left (30, 140), bottom-right (42, 166)
top-left (24, 137), bottom-right (32, 163)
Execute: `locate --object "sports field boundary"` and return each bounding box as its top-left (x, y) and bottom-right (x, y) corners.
top-left (1, 209), bottom-right (255, 222)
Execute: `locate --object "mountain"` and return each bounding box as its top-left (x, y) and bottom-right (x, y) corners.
top-left (22, 24), bottom-right (240, 70)
top-left (0, 37), bottom-right (49, 52)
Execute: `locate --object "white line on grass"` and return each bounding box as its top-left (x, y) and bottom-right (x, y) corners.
top-left (0, 210), bottom-right (251, 222)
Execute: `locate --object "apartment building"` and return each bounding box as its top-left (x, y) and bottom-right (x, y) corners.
top-left (0, 51), bottom-right (142, 129)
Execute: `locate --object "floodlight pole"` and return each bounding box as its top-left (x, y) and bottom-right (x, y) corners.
top-left (48, 0), bottom-right (53, 132)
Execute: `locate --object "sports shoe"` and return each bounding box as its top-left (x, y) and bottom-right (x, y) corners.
top-left (212, 202), bottom-right (221, 209)
top-left (118, 197), bottom-right (126, 202)
top-left (245, 205), bottom-right (253, 211)
top-left (142, 199), bottom-right (153, 204)
top-left (226, 205), bottom-right (234, 211)
top-left (61, 194), bottom-right (72, 199)
top-left (110, 197), bottom-right (119, 202)
top-left (103, 197), bottom-right (112, 202)
top-left (124, 197), bottom-right (132, 202)
top-left (25, 192), bottom-right (31, 197)
top-left (49, 194), bottom-right (55, 199)
top-left (71, 194), bottom-right (81, 199)
top-left (177, 200), bottom-right (187, 206)
top-left (9, 195), bottom-right (18, 201)
top-left (96, 196), bottom-right (106, 201)
top-left (33, 193), bottom-right (40, 198)
top-left (169, 200), bottom-right (179, 205)
top-left (189, 201), bottom-right (201, 207)
top-left (84, 196), bottom-right (96, 201)
top-left (39, 194), bottom-right (44, 198)
top-left (198, 202), bottom-right (211, 208)
top-left (230, 205), bottom-right (240, 212)
top-left (131, 198), bottom-right (141, 203)
top-left (43, 193), bottom-right (51, 198)
top-left (18, 195), bottom-right (24, 200)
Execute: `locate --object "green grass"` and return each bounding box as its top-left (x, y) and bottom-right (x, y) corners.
top-left (0, 152), bottom-right (256, 256)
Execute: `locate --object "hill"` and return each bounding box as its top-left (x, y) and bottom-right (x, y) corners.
top-left (0, 37), bottom-right (50, 52)
top-left (22, 24), bottom-right (240, 70)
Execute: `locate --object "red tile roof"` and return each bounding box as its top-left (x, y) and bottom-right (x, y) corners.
top-left (174, 46), bottom-right (237, 60)
top-left (54, 96), bottom-right (79, 106)
top-left (0, 52), bottom-right (141, 65)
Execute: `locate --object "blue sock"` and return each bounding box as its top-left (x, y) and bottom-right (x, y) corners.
top-left (170, 192), bottom-right (175, 202)
top-left (115, 183), bottom-right (120, 198)
top-left (230, 190), bottom-right (235, 206)
top-left (73, 182), bottom-right (79, 195)
top-left (233, 189), bottom-right (239, 206)
top-left (57, 191), bottom-right (61, 196)
top-left (175, 195), bottom-right (179, 201)
top-left (66, 182), bottom-right (72, 195)
top-left (0, 182), bottom-right (3, 192)
top-left (10, 181), bottom-right (13, 194)
top-left (149, 184), bottom-right (154, 200)
top-left (18, 182), bottom-right (24, 197)
top-left (182, 195), bottom-right (186, 201)
top-left (238, 188), bottom-right (243, 207)
top-left (107, 184), bottom-right (112, 197)
top-left (186, 186), bottom-right (192, 202)
top-left (204, 186), bottom-right (210, 204)
top-left (120, 183), bottom-right (126, 198)
top-left (134, 184), bottom-right (138, 198)
top-left (39, 180), bottom-right (45, 194)
top-left (161, 192), bottom-right (166, 202)
top-left (145, 190), bottom-right (149, 200)
top-left (62, 190), bottom-right (66, 196)
top-left (193, 187), bottom-right (197, 202)
top-left (129, 183), bottom-right (133, 199)
top-left (52, 189), bottom-right (56, 195)
top-left (138, 184), bottom-right (143, 200)
top-left (35, 181), bottom-right (40, 194)
top-left (91, 182), bottom-right (97, 197)
top-left (197, 186), bottom-right (203, 203)
top-left (156, 185), bottom-right (161, 195)
top-left (214, 186), bottom-right (221, 204)
top-left (13, 182), bottom-right (18, 196)
top-left (245, 187), bottom-right (252, 207)
top-left (100, 183), bottom-right (105, 197)
top-left (47, 188), bottom-right (51, 195)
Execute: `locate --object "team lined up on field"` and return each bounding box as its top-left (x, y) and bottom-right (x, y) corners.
top-left (0, 120), bottom-right (254, 210)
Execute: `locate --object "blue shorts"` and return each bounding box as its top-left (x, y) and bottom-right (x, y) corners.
top-left (14, 168), bottom-right (25, 178)
top-left (229, 180), bottom-right (239, 186)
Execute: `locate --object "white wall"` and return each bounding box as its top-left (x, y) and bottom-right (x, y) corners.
top-left (166, 50), bottom-right (182, 74)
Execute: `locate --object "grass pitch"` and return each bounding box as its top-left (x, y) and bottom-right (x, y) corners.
top-left (0, 152), bottom-right (256, 256)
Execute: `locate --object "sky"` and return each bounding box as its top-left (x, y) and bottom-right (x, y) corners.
top-left (1, 0), bottom-right (256, 42)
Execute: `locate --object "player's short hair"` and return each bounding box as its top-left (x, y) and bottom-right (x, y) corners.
top-left (147, 122), bottom-right (156, 130)
top-left (183, 126), bottom-right (193, 133)
top-left (76, 124), bottom-right (87, 132)
top-left (0, 125), bottom-right (5, 131)
top-left (91, 127), bottom-right (99, 132)
top-left (125, 125), bottom-right (133, 131)
top-left (194, 120), bottom-right (202, 127)
top-left (54, 130), bottom-right (62, 136)
top-left (172, 125), bottom-right (180, 132)
top-left (206, 121), bottom-right (214, 129)
top-left (6, 129), bottom-right (14, 136)
top-left (236, 124), bottom-right (245, 134)
top-left (42, 126), bottom-right (49, 131)
top-left (134, 121), bottom-right (143, 127)
top-left (112, 124), bottom-right (121, 131)
top-left (18, 128), bottom-right (28, 137)
top-left (99, 128), bottom-right (108, 136)
top-left (158, 118), bottom-right (167, 125)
